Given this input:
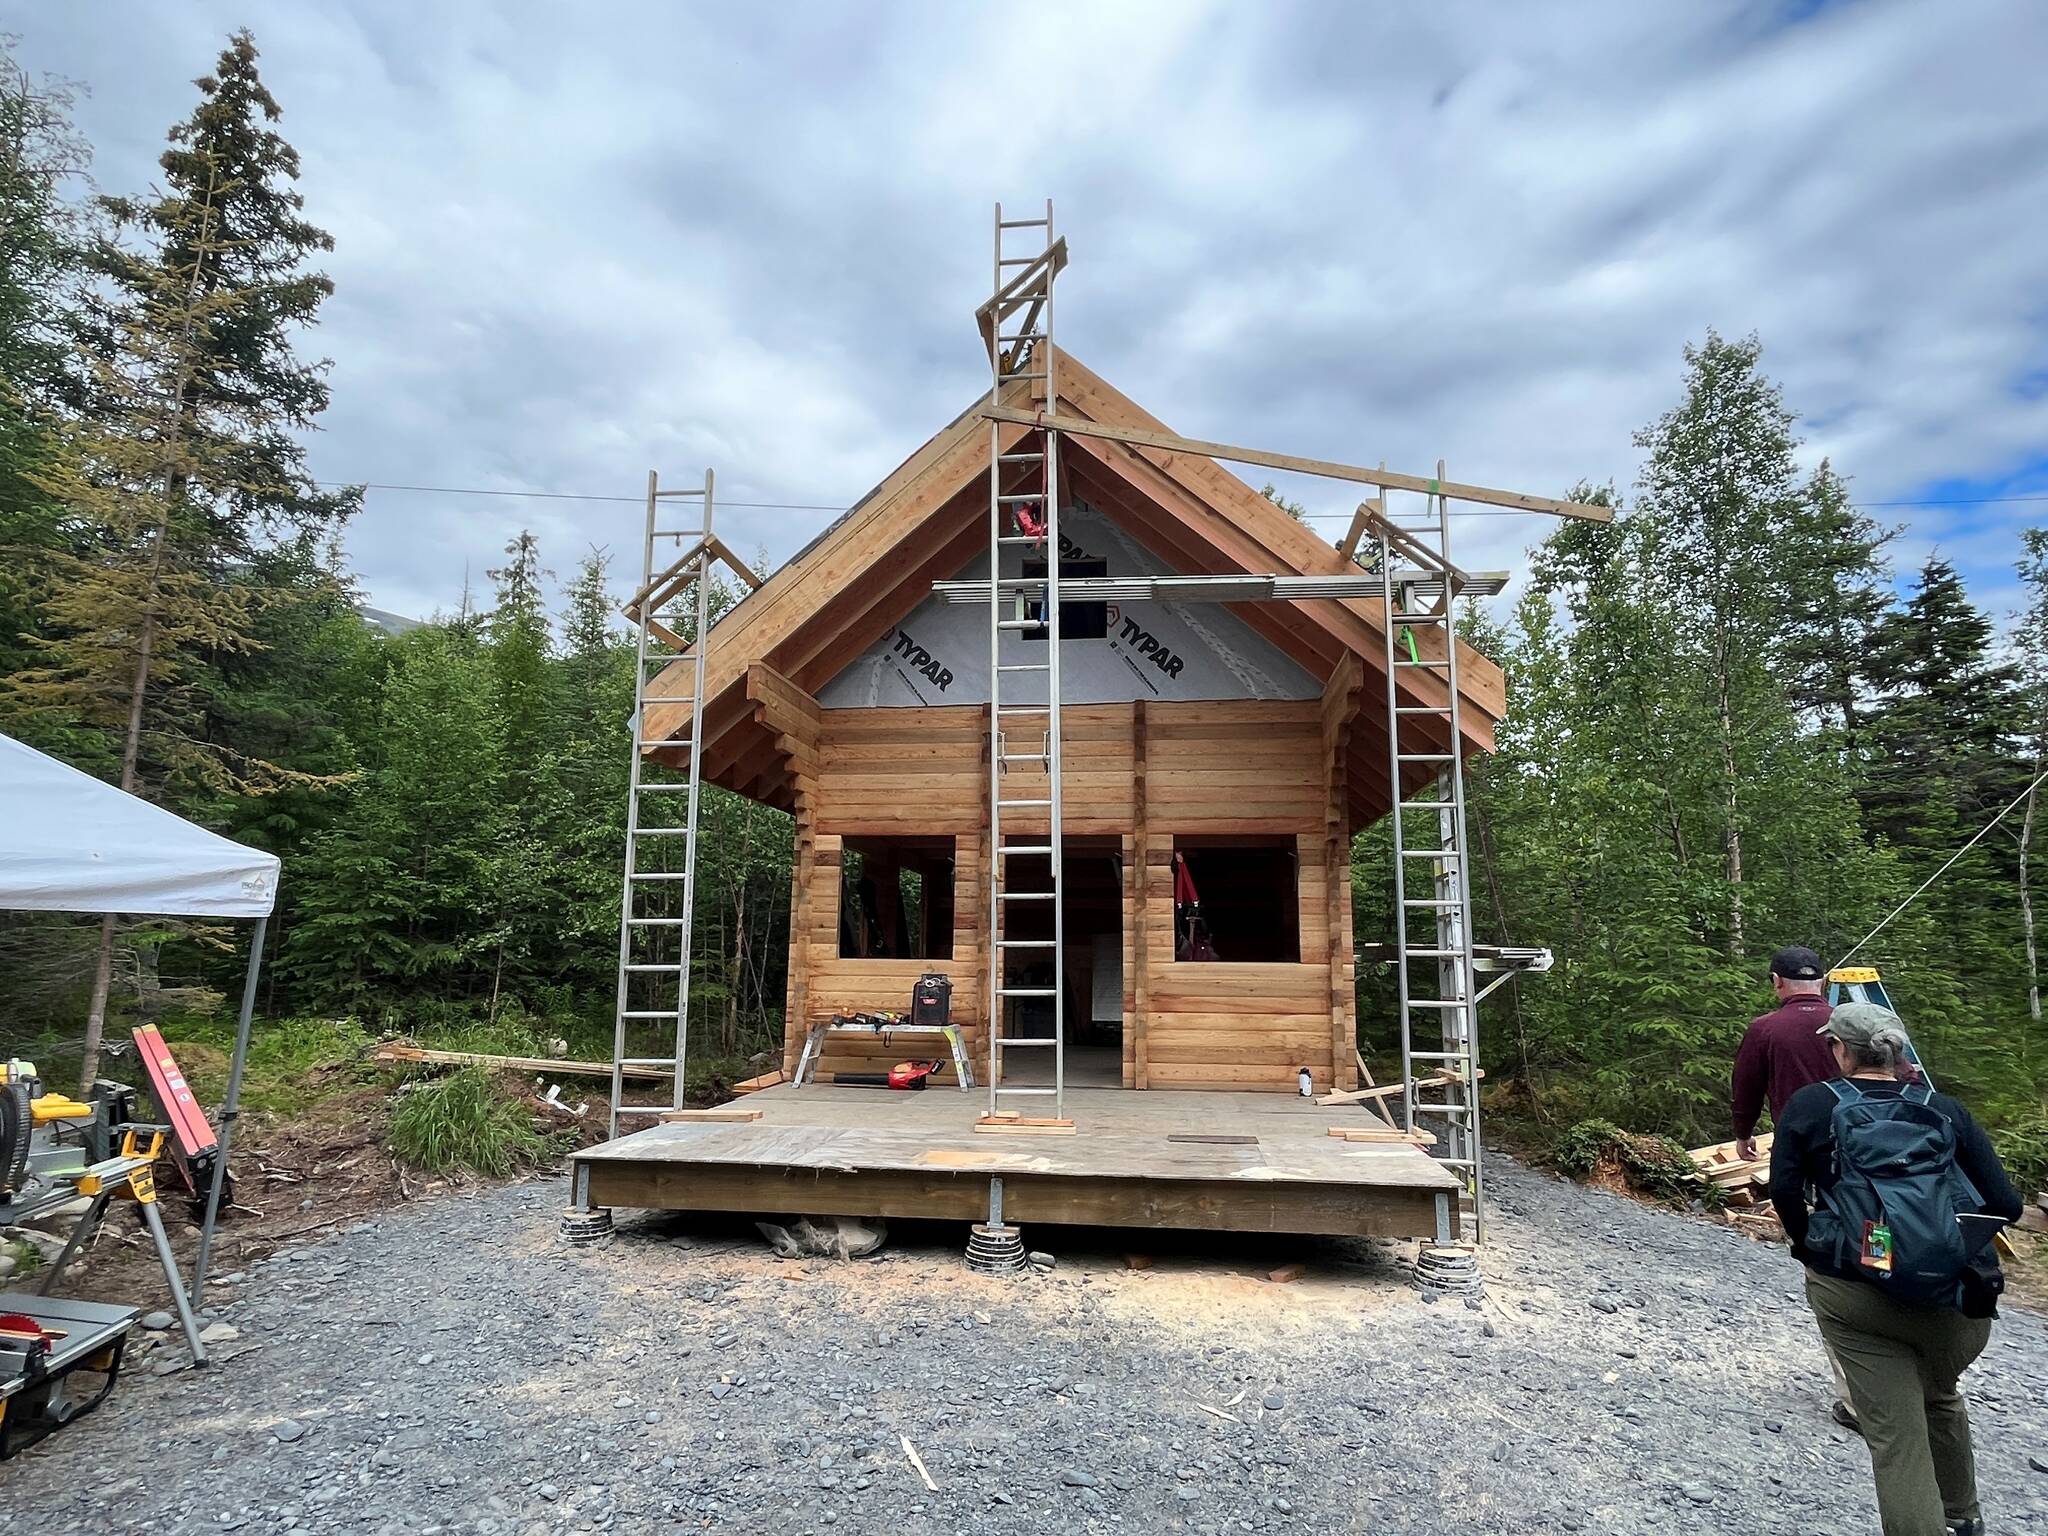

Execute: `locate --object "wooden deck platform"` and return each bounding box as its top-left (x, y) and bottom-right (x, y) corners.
top-left (570, 1084), bottom-right (1461, 1240)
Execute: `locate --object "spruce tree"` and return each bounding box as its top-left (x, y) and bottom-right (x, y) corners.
top-left (3, 150), bottom-right (296, 1084)
top-left (487, 530), bottom-right (556, 795)
top-left (1779, 460), bottom-right (1892, 742)
top-left (9, 31), bottom-right (355, 1084)
top-left (91, 29), bottom-right (353, 541)
top-left (1863, 557), bottom-right (2022, 842)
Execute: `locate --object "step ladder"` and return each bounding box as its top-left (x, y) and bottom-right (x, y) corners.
top-left (608, 468), bottom-right (716, 1139)
top-left (983, 200), bottom-right (1069, 1122)
top-left (1375, 464), bottom-right (1485, 1241)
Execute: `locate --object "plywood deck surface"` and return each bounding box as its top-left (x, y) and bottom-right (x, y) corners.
top-left (579, 1084), bottom-right (1459, 1191)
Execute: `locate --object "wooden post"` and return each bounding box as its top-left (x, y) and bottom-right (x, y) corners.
top-left (783, 836), bottom-right (807, 1072)
top-left (1121, 831), bottom-right (1137, 1088)
top-left (1322, 657), bottom-right (1363, 1091)
top-left (1131, 701), bottom-right (1150, 1089)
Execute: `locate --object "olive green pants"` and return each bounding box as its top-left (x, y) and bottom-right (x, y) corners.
top-left (1805, 1270), bottom-right (1992, 1536)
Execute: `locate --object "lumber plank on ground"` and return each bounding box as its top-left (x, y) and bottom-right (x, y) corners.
top-left (658, 1106), bottom-right (763, 1124)
top-left (973, 1116), bottom-right (1077, 1135)
top-left (732, 1069), bottom-right (787, 1095)
top-left (372, 1044), bottom-right (670, 1081)
top-left (1327, 1126), bottom-right (1436, 1146)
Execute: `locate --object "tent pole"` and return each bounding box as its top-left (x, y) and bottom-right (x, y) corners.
top-left (192, 913), bottom-right (266, 1310)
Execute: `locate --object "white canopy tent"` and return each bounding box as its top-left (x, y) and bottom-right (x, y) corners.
top-left (0, 732), bottom-right (279, 916)
top-left (0, 731), bottom-right (277, 1309)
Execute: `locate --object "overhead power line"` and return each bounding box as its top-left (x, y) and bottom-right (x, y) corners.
top-left (318, 478), bottom-right (2048, 518)
top-left (315, 480), bottom-right (846, 512)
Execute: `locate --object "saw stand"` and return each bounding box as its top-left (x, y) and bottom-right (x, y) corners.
top-left (3, 1127), bottom-right (209, 1366)
top-left (791, 1016), bottom-right (976, 1090)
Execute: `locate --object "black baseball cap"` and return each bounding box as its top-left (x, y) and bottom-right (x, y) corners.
top-left (1769, 945), bottom-right (1824, 982)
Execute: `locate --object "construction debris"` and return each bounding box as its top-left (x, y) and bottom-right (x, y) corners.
top-left (1686, 1134), bottom-right (1772, 1207)
top-left (756, 1216), bottom-right (887, 1260)
top-left (1315, 1068), bottom-right (1485, 1108)
top-left (900, 1433), bottom-right (940, 1493)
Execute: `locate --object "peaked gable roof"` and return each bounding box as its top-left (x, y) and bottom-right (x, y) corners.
top-left (641, 349), bottom-right (1503, 825)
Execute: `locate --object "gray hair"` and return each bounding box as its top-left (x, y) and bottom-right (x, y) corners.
top-left (1840, 1023), bottom-right (1912, 1072)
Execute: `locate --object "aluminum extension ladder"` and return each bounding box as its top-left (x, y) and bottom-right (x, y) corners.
top-left (608, 469), bottom-right (715, 1138)
top-left (1377, 467), bottom-right (1485, 1241)
top-left (984, 200), bottom-right (1068, 1121)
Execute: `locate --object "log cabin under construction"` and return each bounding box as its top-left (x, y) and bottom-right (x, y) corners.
top-left (638, 347), bottom-right (1501, 1099)
top-left (567, 220), bottom-right (1593, 1250)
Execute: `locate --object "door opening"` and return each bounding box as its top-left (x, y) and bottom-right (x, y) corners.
top-left (997, 835), bottom-right (1123, 1088)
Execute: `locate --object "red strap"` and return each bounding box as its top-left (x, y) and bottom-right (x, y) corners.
top-left (1174, 852), bottom-right (1198, 907)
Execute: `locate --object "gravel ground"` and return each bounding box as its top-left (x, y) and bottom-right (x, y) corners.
top-left (7, 1157), bottom-right (2047, 1535)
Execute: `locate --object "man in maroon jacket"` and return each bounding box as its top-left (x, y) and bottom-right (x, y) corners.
top-left (1732, 944), bottom-right (1858, 1429)
top-left (1732, 945), bottom-right (1837, 1161)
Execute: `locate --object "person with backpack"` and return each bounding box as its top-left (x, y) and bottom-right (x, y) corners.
top-left (1769, 1002), bottom-right (2025, 1536)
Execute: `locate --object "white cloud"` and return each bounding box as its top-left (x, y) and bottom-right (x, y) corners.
top-left (12, 0), bottom-right (2046, 624)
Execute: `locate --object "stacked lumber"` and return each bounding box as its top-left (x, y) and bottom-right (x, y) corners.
top-left (1687, 1134), bottom-right (1772, 1207)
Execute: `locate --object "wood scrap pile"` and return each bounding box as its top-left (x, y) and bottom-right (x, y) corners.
top-left (2021, 1191), bottom-right (2048, 1236)
top-left (1687, 1134), bottom-right (1771, 1207)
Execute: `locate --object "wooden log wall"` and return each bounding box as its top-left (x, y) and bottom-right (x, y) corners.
top-left (782, 699), bottom-right (1357, 1090)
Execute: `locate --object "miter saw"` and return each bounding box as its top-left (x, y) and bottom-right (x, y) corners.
top-left (0, 1056), bottom-right (213, 1454)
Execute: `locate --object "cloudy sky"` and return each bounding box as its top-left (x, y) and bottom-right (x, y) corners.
top-left (12, 2), bottom-right (2048, 624)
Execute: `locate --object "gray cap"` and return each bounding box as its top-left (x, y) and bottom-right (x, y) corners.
top-left (1817, 1000), bottom-right (1905, 1048)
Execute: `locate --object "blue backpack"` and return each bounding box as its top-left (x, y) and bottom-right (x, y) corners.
top-left (1806, 1080), bottom-right (1984, 1307)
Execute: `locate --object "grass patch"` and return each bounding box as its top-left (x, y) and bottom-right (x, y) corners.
top-left (165, 1015), bottom-right (378, 1116)
top-left (388, 1066), bottom-right (565, 1177)
top-left (3, 1238), bottom-right (43, 1279)
top-left (1552, 1117), bottom-right (1713, 1208)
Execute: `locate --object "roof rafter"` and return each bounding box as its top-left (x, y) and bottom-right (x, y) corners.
top-left (983, 405), bottom-right (1612, 523)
